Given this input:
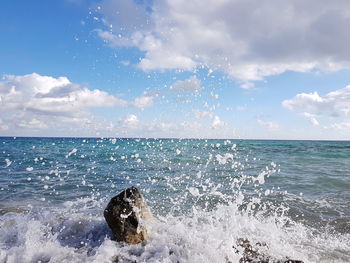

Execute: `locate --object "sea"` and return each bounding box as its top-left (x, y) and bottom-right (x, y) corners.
top-left (0, 137), bottom-right (349, 263)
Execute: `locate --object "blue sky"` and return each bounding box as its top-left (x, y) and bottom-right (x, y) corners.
top-left (1, 0), bottom-right (350, 139)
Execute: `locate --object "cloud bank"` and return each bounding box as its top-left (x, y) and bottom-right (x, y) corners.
top-left (0, 73), bottom-right (233, 138)
top-left (97, 0), bottom-right (350, 84)
top-left (0, 73), bottom-right (155, 135)
top-left (283, 85), bottom-right (350, 117)
top-left (0, 73), bottom-right (127, 117)
top-left (170, 76), bottom-right (202, 93)
top-left (283, 85), bottom-right (350, 130)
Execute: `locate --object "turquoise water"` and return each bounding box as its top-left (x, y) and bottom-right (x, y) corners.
top-left (0, 137), bottom-right (349, 262)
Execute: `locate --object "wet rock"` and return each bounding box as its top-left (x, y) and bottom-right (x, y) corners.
top-left (104, 187), bottom-right (151, 244)
top-left (233, 238), bottom-right (304, 263)
top-left (233, 238), bottom-right (269, 263)
top-left (112, 255), bottom-right (137, 263)
top-left (0, 207), bottom-right (28, 216)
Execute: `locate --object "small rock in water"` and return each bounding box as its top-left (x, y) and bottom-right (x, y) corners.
top-left (0, 207), bottom-right (28, 216)
top-left (232, 238), bottom-right (304, 263)
top-left (104, 187), bottom-right (151, 244)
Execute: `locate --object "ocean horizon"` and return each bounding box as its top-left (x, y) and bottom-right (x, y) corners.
top-left (2, 136), bottom-right (350, 142)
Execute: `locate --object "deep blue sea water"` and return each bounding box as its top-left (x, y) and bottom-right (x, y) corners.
top-left (0, 137), bottom-right (349, 262)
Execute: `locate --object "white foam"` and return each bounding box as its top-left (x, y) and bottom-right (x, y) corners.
top-left (1, 191), bottom-right (349, 263)
top-left (4, 158), bottom-right (12, 167)
top-left (215, 153), bottom-right (234, 165)
top-left (66, 148), bottom-right (78, 158)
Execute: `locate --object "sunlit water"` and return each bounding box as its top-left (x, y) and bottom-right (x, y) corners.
top-left (0, 137), bottom-right (349, 262)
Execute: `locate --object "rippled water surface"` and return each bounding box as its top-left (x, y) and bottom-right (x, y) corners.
top-left (0, 137), bottom-right (349, 262)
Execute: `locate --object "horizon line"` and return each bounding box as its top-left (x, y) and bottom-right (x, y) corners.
top-left (1, 136), bottom-right (350, 142)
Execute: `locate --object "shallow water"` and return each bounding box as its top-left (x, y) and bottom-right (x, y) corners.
top-left (0, 137), bottom-right (349, 262)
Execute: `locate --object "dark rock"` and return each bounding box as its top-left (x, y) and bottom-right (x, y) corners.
top-left (233, 238), bottom-right (270, 263)
top-left (104, 187), bottom-right (151, 244)
top-left (233, 238), bottom-right (304, 263)
top-left (112, 255), bottom-right (137, 263)
top-left (0, 207), bottom-right (28, 216)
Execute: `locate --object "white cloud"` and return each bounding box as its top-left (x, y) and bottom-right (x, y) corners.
top-left (96, 29), bottom-right (133, 47)
top-left (192, 110), bottom-right (226, 129)
top-left (121, 114), bottom-right (140, 129)
top-left (131, 93), bottom-right (157, 109)
top-left (211, 115), bottom-right (226, 129)
top-left (283, 85), bottom-right (350, 129)
top-left (326, 122), bottom-right (350, 131)
top-left (194, 110), bottom-right (214, 120)
top-left (170, 76), bottom-right (202, 92)
top-left (97, 0), bottom-right (350, 82)
top-left (303, 112), bottom-right (319, 126)
top-left (129, 117), bottom-right (232, 139)
top-left (240, 82), bottom-right (255, 90)
top-left (17, 118), bottom-right (48, 129)
top-left (0, 73), bottom-right (127, 118)
top-left (146, 121), bottom-right (179, 134)
top-left (282, 85), bottom-right (350, 118)
top-left (0, 73), bottom-right (155, 134)
top-left (0, 73), bottom-right (236, 138)
top-left (257, 119), bottom-right (280, 130)
top-left (97, 0), bottom-right (152, 33)
top-left (0, 119), bottom-right (9, 131)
